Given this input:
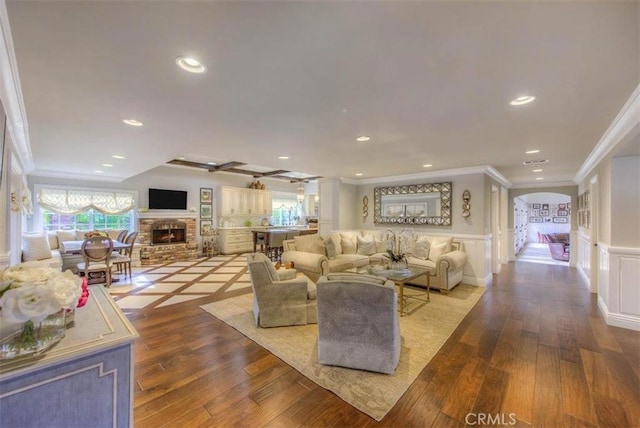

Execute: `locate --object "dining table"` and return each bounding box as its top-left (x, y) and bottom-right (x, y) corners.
top-left (60, 240), bottom-right (130, 285)
top-left (60, 239), bottom-right (129, 254)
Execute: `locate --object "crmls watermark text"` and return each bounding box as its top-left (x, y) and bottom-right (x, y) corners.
top-left (465, 413), bottom-right (517, 426)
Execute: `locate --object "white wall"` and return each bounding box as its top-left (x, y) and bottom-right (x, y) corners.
top-left (610, 156), bottom-right (640, 247)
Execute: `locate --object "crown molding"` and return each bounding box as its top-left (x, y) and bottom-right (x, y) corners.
top-left (0, 1), bottom-right (34, 173)
top-left (574, 83), bottom-right (640, 184)
top-left (509, 180), bottom-right (577, 190)
top-left (29, 169), bottom-right (125, 183)
top-left (342, 165), bottom-right (512, 188)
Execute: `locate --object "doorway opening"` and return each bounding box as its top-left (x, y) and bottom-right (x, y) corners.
top-left (514, 192), bottom-right (571, 266)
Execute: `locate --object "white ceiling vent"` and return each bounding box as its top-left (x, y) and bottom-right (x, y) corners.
top-left (522, 159), bottom-right (550, 166)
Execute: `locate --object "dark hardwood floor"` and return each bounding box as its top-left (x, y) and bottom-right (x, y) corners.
top-left (128, 258), bottom-right (639, 427)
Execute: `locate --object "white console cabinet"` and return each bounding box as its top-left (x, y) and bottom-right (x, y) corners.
top-left (0, 285), bottom-right (138, 427)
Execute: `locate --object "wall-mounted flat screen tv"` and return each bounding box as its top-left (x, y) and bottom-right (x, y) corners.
top-left (148, 188), bottom-right (188, 210)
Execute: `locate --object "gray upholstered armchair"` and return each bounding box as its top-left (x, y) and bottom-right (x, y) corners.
top-left (246, 253), bottom-right (318, 328)
top-left (316, 273), bottom-right (401, 374)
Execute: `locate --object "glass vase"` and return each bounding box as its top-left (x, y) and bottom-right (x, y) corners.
top-left (0, 309), bottom-right (67, 360)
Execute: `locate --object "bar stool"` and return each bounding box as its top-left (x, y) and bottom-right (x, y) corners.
top-left (268, 231), bottom-right (288, 261)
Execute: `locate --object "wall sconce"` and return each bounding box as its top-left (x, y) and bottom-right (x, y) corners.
top-left (362, 195), bottom-right (369, 220)
top-left (314, 194), bottom-right (320, 203)
top-left (462, 190), bottom-right (471, 218)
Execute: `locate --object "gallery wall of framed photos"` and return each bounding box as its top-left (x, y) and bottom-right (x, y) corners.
top-left (528, 202), bottom-right (571, 224)
top-left (199, 187), bottom-right (213, 235)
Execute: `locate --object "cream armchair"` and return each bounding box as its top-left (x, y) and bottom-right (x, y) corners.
top-left (246, 253), bottom-right (318, 328)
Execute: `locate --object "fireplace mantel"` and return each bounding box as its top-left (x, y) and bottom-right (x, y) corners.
top-left (138, 210), bottom-right (197, 219)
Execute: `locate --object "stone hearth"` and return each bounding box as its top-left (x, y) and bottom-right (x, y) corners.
top-left (138, 215), bottom-right (198, 265)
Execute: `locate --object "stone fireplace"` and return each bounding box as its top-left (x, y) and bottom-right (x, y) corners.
top-left (152, 221), bottom-right (187, 245)
top-left (138, 213), bottom-right (198, 265)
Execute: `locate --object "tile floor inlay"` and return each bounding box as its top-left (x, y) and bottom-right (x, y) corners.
top-left (108, 254), bottom-right (249, 310)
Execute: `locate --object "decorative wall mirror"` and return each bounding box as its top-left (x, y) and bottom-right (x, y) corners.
top-left (373, 182), bottom-right (452, 226)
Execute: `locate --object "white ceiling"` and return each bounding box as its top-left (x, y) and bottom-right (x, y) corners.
top-left (5, 1), bottom-right (639, 185)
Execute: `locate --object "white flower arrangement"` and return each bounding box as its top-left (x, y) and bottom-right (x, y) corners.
top-left (0, 267), bottom-right (83, 323)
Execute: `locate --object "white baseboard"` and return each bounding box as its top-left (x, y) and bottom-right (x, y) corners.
top-left (463, 273), bottom-right (492, 287)
top-left (598, 296), bottom-right (640, 331)
top-left (577, 263), bottom-right (591, 291)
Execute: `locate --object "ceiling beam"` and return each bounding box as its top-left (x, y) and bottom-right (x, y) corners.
top-left (167, 159), bottom-right (321, 182)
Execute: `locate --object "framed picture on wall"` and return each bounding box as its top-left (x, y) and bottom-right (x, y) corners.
top-left (532, 203), bottom-right (541, 209)
top-left (542, 203), bottom-right (549, 210)
top-left (200, 220), bottom-right (213, 235)
top-left (200, 188), bottom-right (213, 203)
top-left (539, 209), bottom-right (549, 216)
top-left (529, 217), bottom-right (543, 223)
top-left (553, 217), bottom-right (568, 223)
top-left (200, 204), bottom-right (212, 219)
top-left (557, 210), bottom-right (568, 216)
top-left (559, 203), bottom-right (566, 210)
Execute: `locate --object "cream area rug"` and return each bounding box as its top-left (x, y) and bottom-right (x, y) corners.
top-left (200, 284), bottom-right (485, 421)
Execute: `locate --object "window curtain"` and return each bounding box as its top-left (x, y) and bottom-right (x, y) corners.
top-left (271, 191), bottom-right (298, 210)
top-left (38, 188), bottom-right (135, 215)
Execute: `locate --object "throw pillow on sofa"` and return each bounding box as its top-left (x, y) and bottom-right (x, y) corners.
top-left (340, 232), bottom-right (360, 255)
top-left (428, 236), bottom-right (453, 262)
top-left (325, 236), bottom-right (338, 259)
top-left (399, 232), bottom-right (416, 256)
top-left (375, 238), bottom-right (388, 253)
top-left (56, 230), bottom-right (77, 243)
top-left (356, 235), bottom-right (376, 256)
top-left (414, 236), bottom-right (430, 260)
top-left (22, 233), bottom-right (52, 261)
top-left (293, 234), bottom-right (326, 255)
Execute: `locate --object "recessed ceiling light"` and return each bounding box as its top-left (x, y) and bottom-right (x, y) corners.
top-left (102, 163), bottom-right (113, 167)
top-left (278, 156), bottom-right (290, 160)
top-left (112, 155), bottom-right (126, 160)
top-left (175, 56), bottom-right (207, 74)
top-left (122, 119), bottom-right (143, 127)
top-left (422, 164), bottom-right (433, 168)
top-left (207, 161), bottom-right (216, 165)
top-left (532, 168), bottom-right (543, 173)
top-left (355, 173), bottom-right (363, 176)
top-left (94, 170), bottom-right (103, 174)
top-left (536, 177), bottom-right (544, 180)
top-left (356, 136), bottom-right (371, 142)
top-left (177, 156), bottom-right (185, 160)
top-left (525, 149), bottom-right (540, 154)
top-left (510, 95), bottom-right (536, 106)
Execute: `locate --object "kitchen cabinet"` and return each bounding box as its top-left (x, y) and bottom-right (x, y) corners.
top-left (218, 186), bottom-right (272, 216)
top-left (218, 228), bottom-right (253, 254)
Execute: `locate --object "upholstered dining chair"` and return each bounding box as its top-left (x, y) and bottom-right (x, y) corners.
top-left (268, 230), bottom-right (288, 261)
top-left (246, 252), bottom-right (317, 328)
top-left (316, 273), bottom-right (401, 374)
top-left (111, 231), bottom-right (138, 279)
top-left (77, 236), bottom-right (114, 287)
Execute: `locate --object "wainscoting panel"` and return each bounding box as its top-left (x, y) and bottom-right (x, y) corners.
top-left (456, 234), bottom-right (492, 287)
top-left (577, 230), bottom-right (591, 290)
top-left (597, 243), bottom-right (640, 331)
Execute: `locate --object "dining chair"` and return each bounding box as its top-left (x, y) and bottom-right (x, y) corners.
top-left (111, 231), bottom-right (138, 279)
top-left (268, 231), bottom-right (288, 261)
top-left (77, 236), bottom-right (114, 287)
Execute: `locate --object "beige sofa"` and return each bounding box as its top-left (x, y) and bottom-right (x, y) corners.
top-left (21, 229), bottom-right (140, 272)
top-left (281, 229), bottom-right (468, 293)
